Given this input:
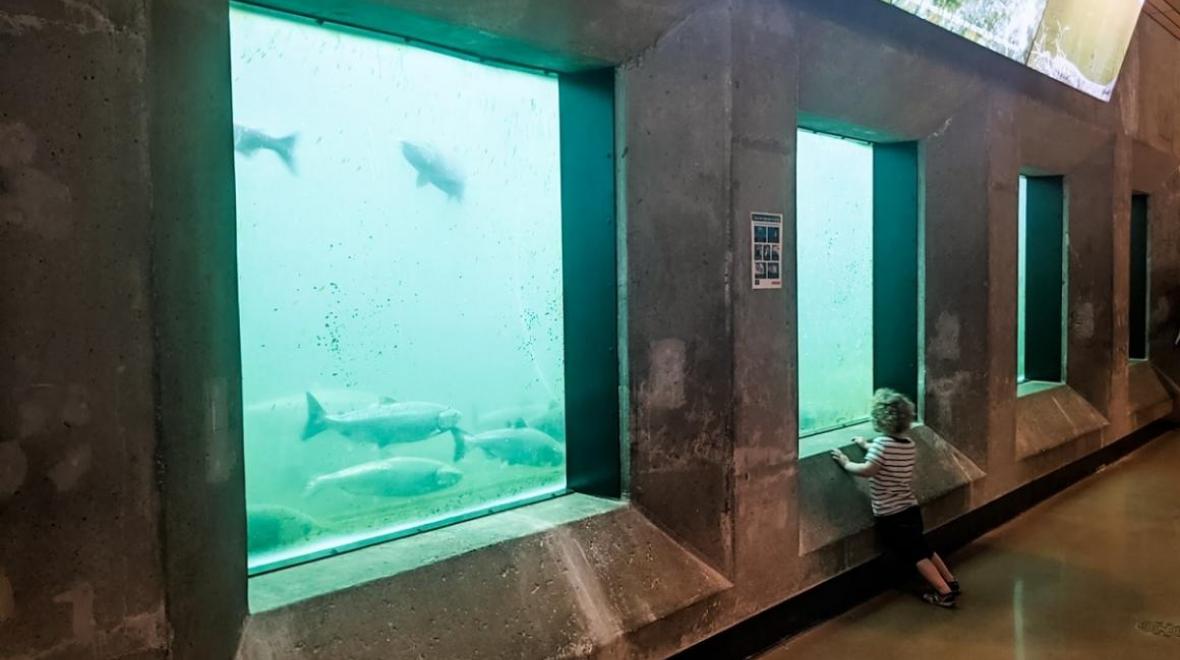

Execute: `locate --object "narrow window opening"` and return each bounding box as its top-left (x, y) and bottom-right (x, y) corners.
top-left (1017, 174), bottom-right (1067, 386)
top-left (796, 128), bottom-right (920, 454)
top-left (1130, 193), bottom-right (1150, 361)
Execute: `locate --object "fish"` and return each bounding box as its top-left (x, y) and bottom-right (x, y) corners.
top-left (234, 124), bottom-right (298, 173)
top-left (451, 422), bottom-right (564, 467)
top-left (304, 457), bottom-right (463, 498)
top-left (247, 505), bottom-right (325, 554)
top-left (400, 141), bottom-right (465, 201)
top-left (478, 400), bottom-right (565, 441)
top-left (302, 392), bottom-right (462, 448)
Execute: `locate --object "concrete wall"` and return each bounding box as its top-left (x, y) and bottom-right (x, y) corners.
top-left (1, 2), bottom-right (168, 658)
top-left (3, 0), bottom-right (1180, 658)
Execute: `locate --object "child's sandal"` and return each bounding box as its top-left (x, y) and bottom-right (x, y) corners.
top-left (921, 591), bottom-right (957, 609)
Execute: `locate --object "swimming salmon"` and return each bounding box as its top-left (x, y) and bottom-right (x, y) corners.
top-left (302, 392), bottom-right (462, 448)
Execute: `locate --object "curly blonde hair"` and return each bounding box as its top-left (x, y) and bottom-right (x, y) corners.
top-left (871, 388), bottom-right (915, 435)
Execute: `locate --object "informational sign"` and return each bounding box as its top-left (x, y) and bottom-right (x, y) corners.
top-left (751, 212), bottom-right (783, 290)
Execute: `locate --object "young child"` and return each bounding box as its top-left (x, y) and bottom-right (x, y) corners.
top-left (830, 388), bottom-right (961, 608)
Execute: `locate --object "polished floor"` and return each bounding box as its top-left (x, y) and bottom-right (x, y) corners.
top-left (763, 431), bottom-right (1180, 660)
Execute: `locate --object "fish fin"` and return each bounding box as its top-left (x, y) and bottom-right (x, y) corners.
top-left (451, 428), bottom-right (469, 462)
top-left (272, 133), bottom-right (298, 173)
top-left (416, 172), bottom-right (428, 187)
top-left (302, 392), bottom-right (329, 441)
top-left (379, 396), bottom-right (397, 404)
top-left (513, 418), bottom-right (527, 429)
top-left (302, 477), bottom-right (323, 498)
top-left (261, 133), bottom-right (297, 174)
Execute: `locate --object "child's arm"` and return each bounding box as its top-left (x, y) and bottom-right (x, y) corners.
top-left (830, 440), bottom-right (882, 478)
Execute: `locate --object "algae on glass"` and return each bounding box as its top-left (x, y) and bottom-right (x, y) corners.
top-left (230, 5), bottom-right (567, 570)
top-left (796, 130), bottom-right (875, 442)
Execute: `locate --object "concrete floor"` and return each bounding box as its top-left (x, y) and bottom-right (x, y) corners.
top-left (764, 431), bottom-right (1180, 660)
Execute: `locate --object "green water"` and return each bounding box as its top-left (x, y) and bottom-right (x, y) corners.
top-left (230, 6), bottom-right (567, 571)
top-left (796, 130), bottom-right (875, 439)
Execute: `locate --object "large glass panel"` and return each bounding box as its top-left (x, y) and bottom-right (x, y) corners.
top-left (232, 6), bottom-right (567, 572)
top-left (796, 130), bottom-right (874, 436)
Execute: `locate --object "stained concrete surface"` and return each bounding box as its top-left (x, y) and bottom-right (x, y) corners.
top-left (763, 431), bottom-right (1180, 660)
top-left (1014, 385), bottom-right (1108, 459)
top-left (5, 0), bottom-right (1180, 658)
top-left (798, 426), bottom-right (984, 554)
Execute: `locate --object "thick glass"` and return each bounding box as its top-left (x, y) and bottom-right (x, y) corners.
top-left (796, 130), bottom-right (875, 437)
top-left (232, 6), bottom-right (566, 573)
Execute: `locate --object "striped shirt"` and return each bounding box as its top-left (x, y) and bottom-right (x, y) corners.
top-left (865, 435), bottom-right (919, 517)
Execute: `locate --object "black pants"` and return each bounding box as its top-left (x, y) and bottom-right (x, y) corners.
top-left (874, 505), bottom-right (933, 565)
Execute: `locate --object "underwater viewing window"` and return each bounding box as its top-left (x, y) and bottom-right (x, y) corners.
top-left (1017, 174), bottom-right (1067, 386)
top-left (231, 4), bottom-right (617, 574)
top-left (1130, 194), bottom-right (1150, 361)
top-left (796, 128), bottom-right (920, 451)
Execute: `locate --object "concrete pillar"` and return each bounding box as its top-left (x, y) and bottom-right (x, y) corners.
top-left (622, 0), bottom-right (736, 573)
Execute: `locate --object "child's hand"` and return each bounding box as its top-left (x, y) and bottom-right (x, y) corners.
top-left (830, 449), bottom-right (849, 467)
top-left (853, 436), bottom-right (871, 451)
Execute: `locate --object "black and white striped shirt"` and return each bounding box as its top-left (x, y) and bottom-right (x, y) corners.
top-left (865, 435), bottom-right (919, 517)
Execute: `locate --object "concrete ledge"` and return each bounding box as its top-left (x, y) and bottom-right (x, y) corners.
top-left (1015, 383), bottom-right (1108, 459)
top-left (799, 420), bottom-right (875, 458)
top-left (798, 425), bottom-right (984, 555)
top-left (1128, 361), bottom-right (1173, 430)
top-left (238, 497), bottom-right (731, 658)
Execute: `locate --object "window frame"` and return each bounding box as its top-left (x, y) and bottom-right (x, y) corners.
top-left (230, 2), bottom-right (621, 576)
top-left (795, 126), bottom-right (921, 442)
top-left (1129, 193), bottom-right (1150, 361)
top-left (1017, 173), bottom-right (1068, 386)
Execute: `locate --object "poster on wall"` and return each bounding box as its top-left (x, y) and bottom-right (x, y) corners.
top-left (751, 212), bottom-right (783, 290)
top-left (885, 0), bottom-right (1144, 101)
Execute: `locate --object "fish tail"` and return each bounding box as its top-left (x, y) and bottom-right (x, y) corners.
top-left (302, 392), bottom-right (328, 441)
top-left (451, 428), bottom-right (469, 462)
top-left (273, 132), bottom-right (298, 173)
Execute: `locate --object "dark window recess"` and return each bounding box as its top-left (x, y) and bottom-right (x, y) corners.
top-left (1130, 194), bottom-right (1149, 361)
top-left (1021, 175), bottom-right (1067, 383)
top-left (559, 70), bottom-right (620, 497)
top-left (873, 142), bottom-right (920, 405)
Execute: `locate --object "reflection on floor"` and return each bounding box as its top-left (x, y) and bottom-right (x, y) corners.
top-left (763, 430), bottom-right (1180, 660)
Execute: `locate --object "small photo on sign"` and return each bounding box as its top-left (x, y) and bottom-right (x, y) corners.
top-left (768, 263), bottom-right (780, 279)
top-left (755, 245), bottom-right (765, 260)
top-left (755, 262), bottom-right (767, 278)
top-left (770, 248), bottom-right (780, 261)
top-left (769, 227), bottom-right (780, 243)
top-left (756, 226), bottom-right (768, 242)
